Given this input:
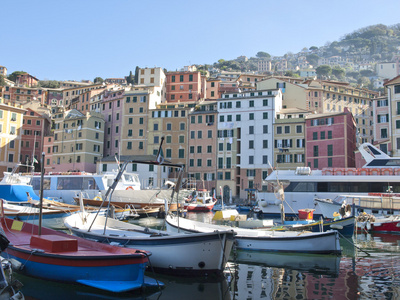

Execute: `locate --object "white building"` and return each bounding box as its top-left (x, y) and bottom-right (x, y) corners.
top-left (217, 89), bottom-right (282, 198)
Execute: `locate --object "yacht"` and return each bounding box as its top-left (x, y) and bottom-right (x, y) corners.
top-left (257, 143), bottom-right (400, 218)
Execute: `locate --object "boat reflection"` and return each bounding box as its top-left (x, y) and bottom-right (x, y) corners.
top-left (233, 250), bottom-right (341, 276)
top-left (16, 272), bottom-right (232, 300)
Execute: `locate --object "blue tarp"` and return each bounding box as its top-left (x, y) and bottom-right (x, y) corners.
top-left (0, 185), bottom-right (40, 202)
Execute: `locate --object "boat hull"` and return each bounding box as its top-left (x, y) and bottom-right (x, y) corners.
top-left (0, 217), bottom-right (156, 293)
top-left (166, 214), bottom-right (341, 254)
top-left (370, 219), bottom-right (400, 233)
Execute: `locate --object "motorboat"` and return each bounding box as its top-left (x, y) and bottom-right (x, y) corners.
top-left (257, 143), bottom-right (400, 218)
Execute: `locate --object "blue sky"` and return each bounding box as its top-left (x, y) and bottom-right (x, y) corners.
top-left (2, 0), bottom-right (400, 81)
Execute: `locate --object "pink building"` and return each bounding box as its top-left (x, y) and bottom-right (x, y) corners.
top-left (20, 108), bottom-right (51, 171)
top-left (305, 108), bottom-right (357, 169)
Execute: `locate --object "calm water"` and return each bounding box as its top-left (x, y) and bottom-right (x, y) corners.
top-left (12, 212), bottom-right (400, 300)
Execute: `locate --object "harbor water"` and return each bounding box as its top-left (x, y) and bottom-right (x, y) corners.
top-left (11, 212), bottom-right (400, 299)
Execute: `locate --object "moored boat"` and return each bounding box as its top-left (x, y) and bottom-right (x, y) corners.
top-left (0, 204), bottom-right (160, 293)
top-left (165, 213), bottom-right (341, 254)
top-left (184, 189), bottom-right (217, 212)
top-left (64, 210), bottom-right (235, 278)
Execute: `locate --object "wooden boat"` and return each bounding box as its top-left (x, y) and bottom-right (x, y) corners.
top-left (0, 204), bottom-right (161, 293)
top-left (184, 190), bottom-right (217, 212)
top-left (165, 213), bottom-right (341, 254)
top-left (0, 152), bottom-right (162, 293)
top-left (272, 216), bottom-right (356, 236)
top-left (358, 215), bottom-right (400, 233)
top-left (2, 201), bottom-right (74, 230)
top-left (64, 207), bottom-right (235, 278)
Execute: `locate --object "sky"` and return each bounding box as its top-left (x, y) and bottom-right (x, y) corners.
top-left (2, 0), bottom-right (400, 82)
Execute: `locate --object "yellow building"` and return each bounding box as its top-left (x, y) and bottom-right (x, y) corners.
top-left (0, 100), bottom-right (25, 173)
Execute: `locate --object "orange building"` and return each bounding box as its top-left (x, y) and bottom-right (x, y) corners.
top-left (166, 71), bottom-right (204, 103)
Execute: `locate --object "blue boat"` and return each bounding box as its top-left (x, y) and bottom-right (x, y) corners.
top-left (0, 210), bottom-right (161, 293)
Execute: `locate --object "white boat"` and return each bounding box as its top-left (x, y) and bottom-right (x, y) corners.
top-left (257, 143), bottom-right (400, 218)
top-left (183, 189), bottom-right (217, 212)
top-left (64, 209), bottom-right (235, 277)
top-left (314, 194), bottom-right (400, 218)
top-left (165, 213), bottom-right (341, 254)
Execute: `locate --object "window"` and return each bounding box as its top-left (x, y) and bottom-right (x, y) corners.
top-left (277, 127), bottom-right (282, 134)
top-left (313, 145), bottom-right (319, 157)
top-left (313, 132), bottom-right (318, 140)
top-left (249, 156), bottom-right (254, 164)
top-left (296, 125), bottom-right (302, 133)
top-left (249, 126), bottom-right (254, 134)
top-left (207, 145), bottom-right (212, 153)
top-left (249, 100), bottom-right (254, 107)
top-left (314, 159), bottom-right (318, 169)
top-left (321, 131), bottom-right (325, 140)
top-left (127, 142), bottom-right (132, 150)
top-left (284, 126), bottom-right (290, 134)
top-left (249, 140), bottom-right (254, 149)
top-left (328, 131), bottom-right (332, 139)
top-left (197, 146), bottom-right (202, 153)
top-left (179, 135), bottom-right (185, 143)
top-left (381, 128), bottom-right (388, 139)
top-left (263, 99), bottom-right (268, 106)
top-left (236, 115), bottom-right (241, 121)
top-left (263, 112), bottom-right (268, 119)
top-left (178, 149), bottom-right (184, 158)
top-left (395, 85), bottom-right (400, 94)
top-left (197, 131), bottom-right (202, 139)
top-left (249, 113), bottom-right (254, 120)
top-left (197, 159), bottom-right (202, 167)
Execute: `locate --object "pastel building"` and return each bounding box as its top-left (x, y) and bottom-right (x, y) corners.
top-left (305, 108), bottom-right (357, 169)
top-left (166, 71), bottom-right (203, 103)
top-left (52, 109), bottom-right (105, 173)
top-left (0, 102), bottom-right (25, 173)
top-left (187, 101), bottom-right (218, 192)
top-left (273, 108), bottom-right (313, 170)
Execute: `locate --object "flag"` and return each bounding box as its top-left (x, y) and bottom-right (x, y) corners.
top-left (156, 147), bottom-right (164, 164)
top-left (33, 157), bottom-right (38, 164)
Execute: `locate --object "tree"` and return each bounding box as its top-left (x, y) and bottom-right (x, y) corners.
top-left (316, 65), bottom-right (332, 78)
top-left (332, 66), bottom-right (346, 80)
top-left (38, 80), bottom-right (60, 88)
top-left (126, 71), bottom-right (134, 85)
top-left (360, 69), bottom-right (374, 77)
top-left (309, 46), bottom-right (318, 51)
top-left (0, 75), bottom-right (5, 87)
top-left (256, 51), bottom-right (271, 59)
top-left (93, 77), bottom-right (104, 84)
top-left (134, 66), bottom-right (139, 84)
top-left (7, 71), bottom-right (27, 82)
top-left (306, 54), bottom-right (320, 66)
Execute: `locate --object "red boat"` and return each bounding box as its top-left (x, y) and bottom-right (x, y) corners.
top-left (370, 216), bottom-right (400, 233)
top-left (184, 190), bottom-right (217, 212)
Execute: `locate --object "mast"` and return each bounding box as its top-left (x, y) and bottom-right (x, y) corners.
top-left (38, 152), bottom-right (45, 235)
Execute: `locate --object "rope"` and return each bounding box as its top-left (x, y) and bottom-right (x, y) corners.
top-left (137, 250), bottom-right (163, 292)
top-left (338, 230), bottom-right (371, 256)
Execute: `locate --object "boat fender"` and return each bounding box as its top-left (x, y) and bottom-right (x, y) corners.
top-left (9, 258), bottom-right (23, 271)
top-left (260, 200), bottom-right (267, 207)
top-left (93, 196), bottom-right (102, 201)
top-left (330, 225), bottom-right (343, 230)
top-left (126, 186), bottom-right (134, 190)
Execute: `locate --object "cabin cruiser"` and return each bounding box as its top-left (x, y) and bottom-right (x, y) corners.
top-left (257, 143), bottom-right (400, 218)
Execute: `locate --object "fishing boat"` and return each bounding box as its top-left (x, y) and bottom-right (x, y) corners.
top-left (357, 214), bottom-right (400, 233)
top-left (165, 213), bottom-right (341, 254)
top-left (272, 216), bottom-right (356, 236)
top-left (64, 208), bottom-right (235, 278)
top-left (0, 227), bottom-right (24, 299)
top-left (184, 189), bottom-right (217, 212)
top-left (0, 153), bottom-right (161, 293)
top-left (257, 143), bottom-right (400, 218)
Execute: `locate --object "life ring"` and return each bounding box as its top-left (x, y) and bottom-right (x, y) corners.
top-left (93, 196), bottom-right (102, 201)
top-left (126, 186), bottom-right (134, 190)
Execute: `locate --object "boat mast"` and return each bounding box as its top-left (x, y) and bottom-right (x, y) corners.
top-left (38, 152), bottom-right (45, 235)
